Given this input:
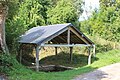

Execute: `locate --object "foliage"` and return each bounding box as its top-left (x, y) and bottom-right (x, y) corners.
top-left (6, 0), bottom-right (19, 19)
top-left (39, 0), bottom-right (51, 24)
top-left (95, 44), bottom-right (113, 53)
top-left (0, 53), bottom-right (21, 73)
top-left (6, 0), bottom-right (46, 50)
top-left (80, 0), bottom-right (120, 42)
top-left (73, 0), bottom-right (84, 16)
top-left (87, 35), bottom-right (120, 53)
top-left (47, 0), bottom-right (82, 26)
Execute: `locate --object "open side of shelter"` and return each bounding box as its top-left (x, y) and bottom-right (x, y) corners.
top-left (19, 23), bottom-right (95, 71)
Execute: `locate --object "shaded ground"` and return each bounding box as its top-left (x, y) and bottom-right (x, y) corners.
top-left (27, 52), bottom-right (98, 72)
top-left (74, 63), bottom-right (120, 80)
top-left (40, 52), bottom-right (98, 68)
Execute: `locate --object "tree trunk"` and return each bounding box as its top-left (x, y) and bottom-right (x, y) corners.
top-left (0, 2), bottom-right (9, 54)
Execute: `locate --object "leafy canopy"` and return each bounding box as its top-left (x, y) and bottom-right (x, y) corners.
top-left (80, 0), bottom-right (120, 42)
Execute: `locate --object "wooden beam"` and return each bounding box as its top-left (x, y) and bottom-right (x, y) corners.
top-left (67, 29), bottom-right (70, 44)
top-left (70, 47), bottom-right (73, 61)
top-left (69, 27), bottom-right (89, 44)
top-left (55, 47), bottom-right (57, 55)
top-left (41, 44), bottom-right (91, 47)
top-left (35, 46), bottom-right (40, 72)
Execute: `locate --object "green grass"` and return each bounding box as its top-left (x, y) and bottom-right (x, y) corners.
top-left (7, 49), bottom-right (120, 80)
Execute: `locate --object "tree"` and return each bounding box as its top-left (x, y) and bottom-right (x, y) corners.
top-left (0, 1), bottom-right (9, 53)
top-left (47, 0), bottom-right (83, 26)
top-left (73, 0), bottom-right (84, 17)
top-left (6, 0), bottom-right (46, 50)
top-left (80, 0), bottom-right (120, 42)
top-left (39, 0), bottom-right (51, 24)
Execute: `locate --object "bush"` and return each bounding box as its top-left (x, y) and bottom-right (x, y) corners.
top-left (96, 44), bottom-right (113, 53)
top-left (0, 54), bottom-right (20, 73)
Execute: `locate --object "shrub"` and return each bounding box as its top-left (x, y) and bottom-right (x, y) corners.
top-left (0, 54), bottom-right (19, 73)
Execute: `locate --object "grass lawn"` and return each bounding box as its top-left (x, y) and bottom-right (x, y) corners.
top-left (8, 49), bottom-right (120, 80)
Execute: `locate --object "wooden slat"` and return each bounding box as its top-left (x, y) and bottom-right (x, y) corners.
top-left (71, 34), bottom-right (84, 44)
top-left (58, 36), bottom-right (67, 43)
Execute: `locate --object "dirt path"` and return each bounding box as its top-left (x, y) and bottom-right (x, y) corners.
top-left (74, 63), bottom-right (120, 80)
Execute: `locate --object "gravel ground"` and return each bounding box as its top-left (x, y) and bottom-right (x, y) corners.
top-left (74, 63), bottom-right (120, 80)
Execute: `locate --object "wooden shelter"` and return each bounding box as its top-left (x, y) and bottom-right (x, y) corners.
top-left (19, 23), bottom-right (95, 71)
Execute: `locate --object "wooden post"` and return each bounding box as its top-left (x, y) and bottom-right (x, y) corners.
top-left (88, 47), bottom-right (92, 65)
top-left (19, 48), bottom-right (22, 64)
top-left (70, 47), bottom-right (73, 62)
top-left (68, 28), bottom-right (73, 61)
top-left (35, 46), bottom-right (40, 72)
top-left (19, 44), bottom-right (22, 64)
top-left (93, 45), bottom-right (96, 57)
top-left (55, 47), bottom-right (57, 55)
top-left (67, 29), bottom-right (70, 44)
